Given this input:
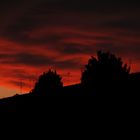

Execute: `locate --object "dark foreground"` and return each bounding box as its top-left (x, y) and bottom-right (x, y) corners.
top-left (0, 80), bottom-right (140, 113)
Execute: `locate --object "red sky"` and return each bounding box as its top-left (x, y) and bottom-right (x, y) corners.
top-left (0, 0), bottom-right (140, 98)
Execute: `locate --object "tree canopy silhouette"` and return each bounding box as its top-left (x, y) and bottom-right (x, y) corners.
top-left (31, 69), bottom-right (63, 96)
top-left (29, 51), bottom-right (131, 97)
top-left (81, 51), bottom-right (131, 87)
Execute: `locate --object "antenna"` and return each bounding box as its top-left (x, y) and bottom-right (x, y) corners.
top-left (20, 79), bottom-right (23, 94)
top-left (67, 72), bottom-right (70, 84)
top-left (31, 78), bottom-right (36, 90)
top-left (29, 78), bottom-right (32, 91)
top-left (65, 72), bottom-right (71, 85)
top-left (81, 66), bottom-right (84, 73)
top-left (129, 59), bottom-right (132, 68)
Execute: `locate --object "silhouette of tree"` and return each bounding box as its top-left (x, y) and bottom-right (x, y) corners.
top-left (31, 69), bottom-right (63, 96)
top-left (81, 51), bottom-right (131, 88)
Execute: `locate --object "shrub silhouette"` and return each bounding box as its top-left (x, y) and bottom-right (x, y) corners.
top-left (31, 69), bottom-right (63, 96)
top-left (81, 51), bottom-right (130, 89)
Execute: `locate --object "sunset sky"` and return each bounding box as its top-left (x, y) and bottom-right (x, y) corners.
top-left (0, 0), bottom-right (140, 98)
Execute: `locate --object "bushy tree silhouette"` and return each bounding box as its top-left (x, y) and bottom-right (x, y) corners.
top-left (81, 51), bottom-right (130, 89)
top-left (31, 69), bottom-right (63, 96)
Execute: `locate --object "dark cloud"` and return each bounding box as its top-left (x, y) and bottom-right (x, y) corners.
top-left (0, 0), bottom-right (140, 56)
top-left (9, 69), bottom-right (36, 80)
top-left (101, 18), bottom-right (140, 31)
top-left (0, 0), bottom-right (139, 44)
top-left (60, 43), bottom-right (93, 54)
top-left (0, 52), bottom-right (81, 69)
top-left (10, 80), bottom-right (30, 88)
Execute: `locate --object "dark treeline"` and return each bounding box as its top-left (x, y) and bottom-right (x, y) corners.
top-left (0, 51), bottom-right (140, 113)
top-left (29, 50), bottom-right (139, 97)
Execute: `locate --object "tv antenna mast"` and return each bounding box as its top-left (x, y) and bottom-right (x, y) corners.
top-left (129, 59), bottom-right (132, 67)
top-left (67, 72), bottom-right (71, 84)
top-left (20, 79), bottom-right (23, 94)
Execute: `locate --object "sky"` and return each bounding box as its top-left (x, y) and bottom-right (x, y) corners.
top-left (0, 0), bottom-right (140, 98)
